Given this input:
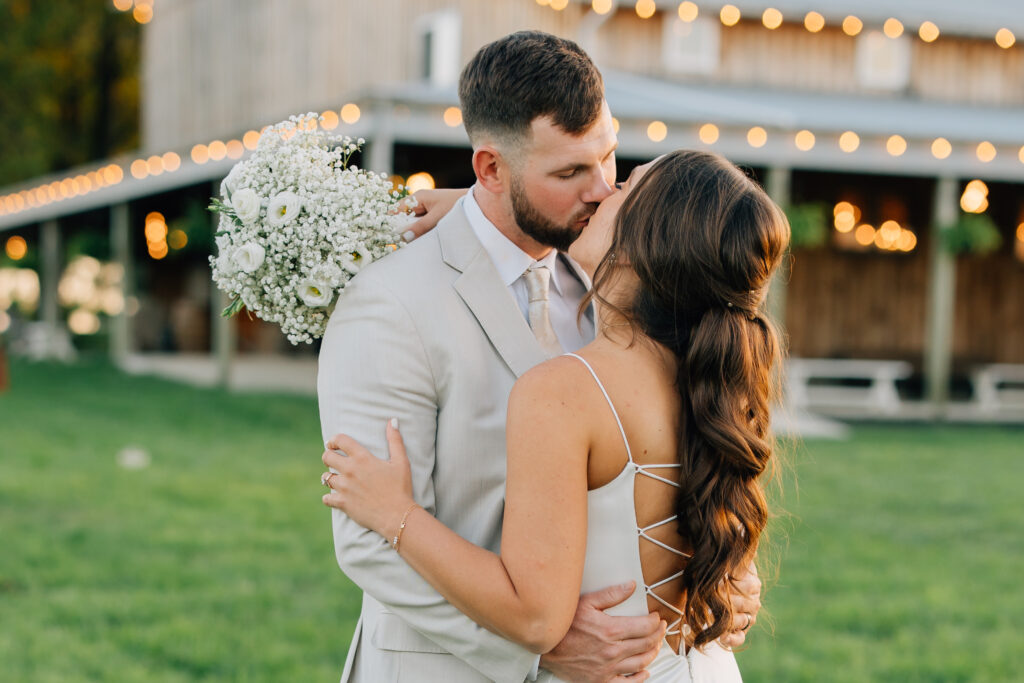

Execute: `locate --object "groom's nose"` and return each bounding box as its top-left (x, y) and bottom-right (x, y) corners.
top-left (580, 171), bottom-right (615, 205)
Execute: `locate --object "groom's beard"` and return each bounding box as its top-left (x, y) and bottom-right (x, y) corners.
top-left (511, 177), bottom-right (596, 253)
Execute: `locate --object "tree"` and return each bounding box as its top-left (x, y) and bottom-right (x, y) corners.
top-left (0, 0), bottom-right (140, 186)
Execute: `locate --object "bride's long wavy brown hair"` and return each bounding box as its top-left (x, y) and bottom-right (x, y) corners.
top-left (582, 150), bottom-right (790, 648)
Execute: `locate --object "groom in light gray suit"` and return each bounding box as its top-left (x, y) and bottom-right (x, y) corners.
top-left (318, 31), bottom-right (759, 683)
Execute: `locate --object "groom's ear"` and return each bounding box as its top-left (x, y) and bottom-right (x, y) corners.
top-left (472, 145), bottom-right (509, 195)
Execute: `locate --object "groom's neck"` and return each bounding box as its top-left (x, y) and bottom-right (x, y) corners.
top-left (472, 186), bottom-right (553, 261)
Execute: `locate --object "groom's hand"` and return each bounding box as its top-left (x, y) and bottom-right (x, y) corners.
top-left (719, 560), bottom-right (762, 649)
top-left (540, 582), bottom-right (663, 683)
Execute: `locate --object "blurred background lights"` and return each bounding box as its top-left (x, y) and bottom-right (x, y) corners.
top-left (855, 224), bottom-right (876, 246)
top-left (976, 141), bottom-right (996, 162)
top-left (887, 135), bottom-right (908, 156)
top-left (795, 130), bottom-right (815, 151)
top-left (243, 131), bottom-right (261, 150)
top-left (208, 141), bottom-right (227, 161)
top-left (635, 0), bottom-right (657, 19)
top-left (226, 140), bottom-right (245, 159)
top-left (320, 110), bottom-right (340, 130)
top-left (678, 2), bottom-right (698, 22)
top-left (960, 180), bottom-right (989, 213)
top-left (443, 107), bottom-right (463, 127)
top-left (699, 123), bottom-right (719, 144)
top-left (720, 5), bottom-right (740, 26)
top-left (762, 8), bottom-right (783, 30)
top-left (191, 144), bottom-right (210, 164)
top-left (647, 120), bottom-right (668, 142)
top-left (839, 131), bottom-right (860, 153)
top-left (804, 11), bottom-right (825, 33)
top-left (549, 0), bottom-right (569, 10)
top-left (340, 103), bottom-right (361, 124)
top-left (747, 126), bottom-right (767, 147)
top-left (995, 28), bottom-right (1016, 49)
top-left (919, 21), bottom-right (940, 42)
top-left (112, 0), bottom-right (132, 11)
top-left (842, 15), bottom-right (863, 36)
top-left (68, 309), bottom-right (101, 335)
top-left (591, 0), bottom-right (613, 15)
top-left (5, 236), bottom-right (28, 261)
top-left (931, 137), bottom-right (952, 159)
top-left (883, 18), bottom-right (904, 39)
top-left (405, 172), bottom-right (436, 194)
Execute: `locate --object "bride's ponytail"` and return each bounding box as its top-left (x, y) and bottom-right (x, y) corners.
top-left (584, 151), bottom-right (789, 648)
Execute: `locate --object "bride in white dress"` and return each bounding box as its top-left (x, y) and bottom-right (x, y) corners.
top-left (323, 150), bottom-right (789, 681)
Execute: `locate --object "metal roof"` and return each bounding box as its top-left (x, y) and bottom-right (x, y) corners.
top-left (2, 72), bottom-right (1022, 232)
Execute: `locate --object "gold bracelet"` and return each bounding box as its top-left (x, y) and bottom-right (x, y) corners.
top-left (391, 503), bottom-right (419, 552)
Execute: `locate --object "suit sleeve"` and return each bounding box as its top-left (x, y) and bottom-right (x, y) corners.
top-left (317, 270), bottom-right (538, 683)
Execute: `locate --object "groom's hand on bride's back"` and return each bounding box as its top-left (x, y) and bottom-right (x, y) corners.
top-left (539, 581), bottom-right (663, 683)
top-left (396, 188), bottom-right (468, 243)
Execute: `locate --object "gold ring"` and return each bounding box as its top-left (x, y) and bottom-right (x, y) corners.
top-left (741, 613), bottom-right (752, 631)
top-left (321, 471), bottom-right (335, 488)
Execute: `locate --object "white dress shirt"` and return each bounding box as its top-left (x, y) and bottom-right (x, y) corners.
top-left (462, 188), bottom-right (595, 353)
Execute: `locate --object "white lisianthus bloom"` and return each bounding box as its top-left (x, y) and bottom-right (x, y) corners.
top-left (232, 242), bottom-right (266, 273)
top-left (231, 188), bottom-right (261, 225)
top-left (340, 246), bottom-right (374, 275)
top-left (267, 191), bottom-right (302, 226)
top-left (297, 279), bottom-right (333, 307)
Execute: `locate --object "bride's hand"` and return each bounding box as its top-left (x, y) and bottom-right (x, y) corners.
top-left (396, 188), bottom-right (467, 242)
top-left (321, 419), bottom-right (415, 541)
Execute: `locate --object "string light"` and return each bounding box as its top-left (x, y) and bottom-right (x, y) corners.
top-left (887, 135), bottom-right (907, 156)
top-left (635, 0), bottom-right (656, 19)
top-left (842, 15), bottom-right (863, 36)
top-left (883, 18), bottom-right (904, 39)
top-left (698, 123), bottom-right (719, 144)
top-left (647, 121), bottom-right (668, 142)
top-left (976, 141), bottom-right (996, 163)
top-left (720, 4), bottom-right (740, 27)
top-left (677, 2), bottom-right (698, 22)
top-left (995, 28), bottom-right (1016, 49)
top-left (592, 0), bottom-right (613, 15)
top-left (549, 0), bottom-right (569, 10)
top-left (794, 130), bottom-right (815, 151)
top-left (762, 8), bottom-right (783, 30)
top-left (747, 126), bottom-right (767, 148)
top-left (341, 103), bottom-right (361, 124)
top-left (919, 21), bottom-right (940, 43)
top-left (931, 137), bottom-right (952, 159)
top-left (443, 107), bottom-right (463, 127)
top-left (804, 11), bottom-right (825, 33)
top-left (839, 131), bottom-right (860, 153)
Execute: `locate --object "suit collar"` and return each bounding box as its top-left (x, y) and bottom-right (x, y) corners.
top-left (437, 203), bottom-right (548, 377)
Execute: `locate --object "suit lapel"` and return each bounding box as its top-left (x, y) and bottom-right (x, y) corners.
top-left (438, 205), bottom-right (548, 378)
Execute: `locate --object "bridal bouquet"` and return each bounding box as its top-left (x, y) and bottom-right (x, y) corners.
top-left (209, 113), bottom-right (411, 345)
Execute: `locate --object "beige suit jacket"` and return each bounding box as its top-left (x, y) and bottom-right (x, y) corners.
top-left (318, 203), bottom-right (553, 683)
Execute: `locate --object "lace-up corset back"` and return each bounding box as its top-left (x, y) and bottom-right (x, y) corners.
top-left (566, 353), bottom-right (691, 651)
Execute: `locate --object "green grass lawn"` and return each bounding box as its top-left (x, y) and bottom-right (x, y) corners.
top-left (1, 358), bottom-right (1021, 682)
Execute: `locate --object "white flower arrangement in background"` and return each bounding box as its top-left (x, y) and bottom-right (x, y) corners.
top-left (209, 113), bottom-right (412, 344)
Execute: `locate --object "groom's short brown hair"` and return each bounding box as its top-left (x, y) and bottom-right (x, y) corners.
top-left (459, 31), bottom-right (604, 147)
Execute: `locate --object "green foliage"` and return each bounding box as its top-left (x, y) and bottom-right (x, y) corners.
top-left (784, 203), bottom-right (828, 249)
top-left (2, 361), bottom-right (1022, 680)
top-left (942, 213), bottom-right (1003, 256)
top-left (0, 1), bottom-right (140, 186)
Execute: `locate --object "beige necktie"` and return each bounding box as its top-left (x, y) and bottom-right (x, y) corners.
top-left (524, 264), bottom-right (563, 358)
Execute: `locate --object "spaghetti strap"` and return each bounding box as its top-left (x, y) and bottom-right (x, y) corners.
top-left (565, 352), bottom-right (633, 464)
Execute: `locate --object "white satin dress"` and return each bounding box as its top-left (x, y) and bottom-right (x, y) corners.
top-left (538, 354), bottom-right (743, 683)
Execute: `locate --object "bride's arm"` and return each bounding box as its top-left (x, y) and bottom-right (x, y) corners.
top-left (323, 361), bottom-right (590, 654)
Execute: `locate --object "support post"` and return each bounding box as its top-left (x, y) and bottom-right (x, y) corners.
top-left (923, 177), bottom-right (958, 412)
top-left (765, 167), bottom-right (792, 328)
top-left (110, 202), bottom-right (132, 365)
top-left (367, 102), bottom-right (394, 175)
top-left (40, 219), bottom-right (60, 334)
top-left (210, 181), bottom-right (236, 389)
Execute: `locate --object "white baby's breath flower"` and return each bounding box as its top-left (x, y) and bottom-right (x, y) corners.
top-left (231, 188), bottom-right (261, 225)
top-left (297, 279), bottom-right (333, 308)
top-left (232, 243), bottom-right (266, 273)
top-left (221, 164), bottom-right (244, 199)
top-left (267, 191), bottom-right (303, 226)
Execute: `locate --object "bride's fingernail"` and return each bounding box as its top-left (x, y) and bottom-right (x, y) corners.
top-left (390, 418), bottom-right (399, 429)
top-left (401, 230), bottom-right (415, 243)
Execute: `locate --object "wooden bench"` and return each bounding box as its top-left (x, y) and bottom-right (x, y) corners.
top-left (786, 358), bottom-right (913, 416)
top-left (970, 364), bottom-right (1024, 412)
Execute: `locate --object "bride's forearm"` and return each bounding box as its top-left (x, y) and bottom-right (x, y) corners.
top-left (395, 507), bottom-right (572, 654)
